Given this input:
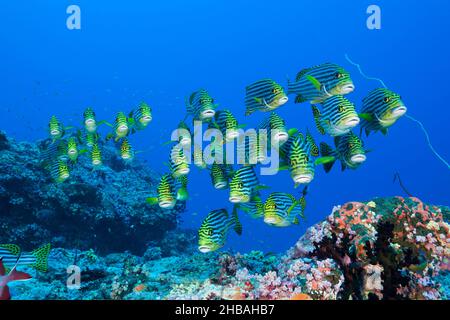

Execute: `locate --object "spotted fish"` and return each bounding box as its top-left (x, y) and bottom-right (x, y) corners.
top-left (0, 244), bottom-right (51, 272)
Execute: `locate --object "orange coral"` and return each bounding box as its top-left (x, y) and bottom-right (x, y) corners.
top-left (290, 293), bottom-right (313, 300)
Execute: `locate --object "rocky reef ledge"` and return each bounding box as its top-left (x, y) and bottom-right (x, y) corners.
top-left (0, 131), bottom-right (185, 254)
top-left (7, 194), bottom-right (450, 300)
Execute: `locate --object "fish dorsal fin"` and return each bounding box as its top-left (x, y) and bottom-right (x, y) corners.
top-left (0, 244), bottom-right (21, 256)
top-left (295, 68), bottom-right (312, 82)
top-left (30, 243), bottom-right (51, 272)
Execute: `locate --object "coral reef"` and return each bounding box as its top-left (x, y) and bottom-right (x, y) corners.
top-left (0, 131), bottom-right (185, 254)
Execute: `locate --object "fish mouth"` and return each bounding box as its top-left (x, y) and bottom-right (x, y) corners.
top-left (180, 136), bottom-right (191, 146)
top-left (60, 173), bottom-right (70, 180)
top-left (159, 200), bottom-right (175, 209)
top-left (351, 154), bottom-right (366, 164)
top-left (92, 160), bottom-right (102, 166)
top-left (278, 96), bottom-right (289, 105)
top-left (201, 110), bottom-right (216, 119)
top-left (391, 106), bottom-right (407, 118)
top-left (293, 174), bottom-right (313, 184)
top-left (50, 130), bottom-right (60, 136)
top-left (117, 125), bottom-right (129, 133)
top-left (229, 195), bottom-right (245, 203)
top-left (340, 83), bottom-right (355, 94)
top-left (176, 168), bottom-right (190, 176)
top-left (198, 246), bottom-right (213, 253)
top-left (214, 182), bottom-right (228, 190)
top-left (264, 217), bottom-right (278, 225)
top-left (226, 130), bottom-right (240, 140)
top-left (343, 116), bottom-right (360, 128)
top-left (85, 119), bottom-right (96, 126)
top-left (273, 131), bottom-right (289, 143)
top-left (121, 154), bottom-right (132, 160)
top-left (141, 116), bottom-right (152, 123)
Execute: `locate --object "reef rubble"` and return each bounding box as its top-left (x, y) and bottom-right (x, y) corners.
top-left (0, 131), bottom-right (185, 255)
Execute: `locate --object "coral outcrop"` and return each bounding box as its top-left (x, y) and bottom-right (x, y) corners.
top-left (0, 131), bottom-right (185, 254)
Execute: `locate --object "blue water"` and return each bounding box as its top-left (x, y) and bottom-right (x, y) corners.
top-left (1, 0), bottom-right (449, 253)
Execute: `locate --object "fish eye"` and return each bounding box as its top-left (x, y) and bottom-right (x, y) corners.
top-left (338, 105), bottom-right (345, 112)
top-left (384, 97), bottom-right (391, 103)
top-left (335, 72), bottom-right (343, 79)
top-left (272, 87), bottom-right (281, 94)
top-left (238, 182), bottom-right (244, 188)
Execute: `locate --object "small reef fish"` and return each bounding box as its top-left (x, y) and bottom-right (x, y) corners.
top-left (90, 143), bottom-right (103, 168)
top-left (212, 110), bottom-right (243, 141)
top-left (0, 243), bottom-right (51, 272)
top-left (0, 258), bottom-right (32, 300)
top-left (236, 193), bottom-right (264, 219)
top-left (83, 107), bottom-right (98, 133)
top-left (320, 132), bottom-right (368, 172)
top-left (146, 174), bottom-right (177, 209)
top-left (198, 207), bottom-right (242, 253)
top-left (106, 112), bottom-right (130, 142)
top-left (258, 112), bottom-right (290, 145)
top-left (359, 88), bottom-right (407, 136)
top-left (48, 115), bottom-right (71, 141)
top-left (119, 138), bottom-right (135, 162)
top-left (169, 145), bottom-right (190, 178)
top-left (229, 166), bottom-right (263, 203)
top-left (129, 102), bottom-right (152, 131)
top-left (237, 132), bottom-right (269, 165)
top-left (40, 140), bottom-right (69, 165)
top-left (279, 132), bottom-right (330, 186)
top-left (245, 79), bottom-right (288, 116)
top-left (186, 89), bottom-right (217, 121)
top-left (67, 137), bottom-right (79, 162)
top-left (175, 175), bottom-right (189, 201)
top-left (176, 121), bottom-right (192, 146)
top-left (263, 189), bottom-right (307, 227)
top-left (288, 63), bottom-right (355, 104)
top-left (193, 144), bottom-right (207, 169)
top-left (312, 95), bottom-right (360, 137)
top-left (48, 159), bottom-right (70, 183)
top-left (210, 162), bottom-right (232, 190)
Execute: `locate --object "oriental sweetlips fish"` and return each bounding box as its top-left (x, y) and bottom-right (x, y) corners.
top-left (67, 137), bottom-right (79, 162)
top-left (312, 95), bottom-right (360, 137)
top-left (106, 112), bottom-right (130, 141)
top-left (175, 121), bottom-right (192, 146)
top-left (48, 115), bottom-right (71, 141)
top-left (198, 207), bottom-right (242, 253)
top-left (129, 102), bottom-right (152, 131)
top-left (258, 112), bottom-right (290, 145)
top-left (320, 132), bottom-right (368, 172)
top-left (279, 131), bottom-right (318, 185)
top-left (83, 107), bottom-right (98, 133)
top-left (229, 166), bottom-right (264, 203)
top-left (236, 131), bottom-right (270, 165)
top-left (48, 159), bottom-right (70, 183)
top-left (169, 145), bottom-right (190, 178)
top-left (236, 193), bottom-right (265, 219)
top-left (288, 63), bottom-right (355, 104)
top-left (245, 79), bottom-right (288, 116)
top-left (263, 189), bottom-right (307, 227)
top-left (186, 89), bottom-right (217, 121)
top-left (0, 258), bottom-right (32, 300)
top-left (90, 143), bottom-right (103, 168)
top-left (0, 243), bottom-right (51, 272)
top-left (193, 144), bottom-right (207, 169)
top-left (119, 138), bottom-right (135, 162)
top-left (212, 110), bottom-right (243, 141)
top-left (146, 174), bottom-right (178, 209)
top-left (209, 162), bottom-right (233, 190)
top-left (359, 88), bottom-right (407, 136)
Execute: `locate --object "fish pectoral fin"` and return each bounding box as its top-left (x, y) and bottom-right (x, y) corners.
top-left (287, 128), bottom-right (299, 137)
top-left (358, 113), bottom-right (373, 122)
top-left (305, 75), bottom-right (322, 92)
top-left (380, 128), bottom-right (388, 135)
top-left (315, 156), bottom-right (336, 166)
top-left (146, 197), bottom-right (159, 205)
top-left (294, 94), bottom-right (307, 104)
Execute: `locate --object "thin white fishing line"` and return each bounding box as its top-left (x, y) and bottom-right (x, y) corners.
top-left (345, 54), bottom-right (449, 170)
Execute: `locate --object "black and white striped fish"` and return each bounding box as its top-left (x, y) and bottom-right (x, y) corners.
top-left (258, 112), bottom-right (290, 145)
top-left (359, 88), bottom-right (407, 136)
top-left (229, 166), bottom-right (261, 203)
top-left (245, 79), bottom-right (288, 116)
top-left (198, 207), bottom-right (242, 253)
top-left (288, 63), bottom-right (355, 104)
top-left (263, 189), bottom-right (307, 227)
top-left (312, 95), bottom-right (360, 137)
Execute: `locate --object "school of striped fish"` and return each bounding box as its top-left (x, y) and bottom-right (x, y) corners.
top-left (36, 62), bottom-right (408, 255)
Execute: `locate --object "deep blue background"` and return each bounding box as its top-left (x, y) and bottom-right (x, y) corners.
top-left (1, 0), bottom-right (449, 253)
